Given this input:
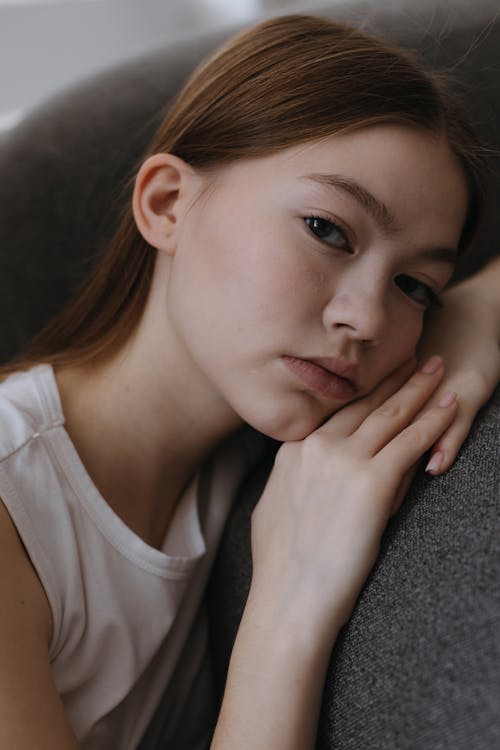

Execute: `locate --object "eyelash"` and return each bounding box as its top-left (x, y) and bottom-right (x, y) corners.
top-left (304, 213), bottom-right (353, 252)
top-left (304, 214), bottom-right (443, 309)
top-left (394, 276), bottom-right (443, 308)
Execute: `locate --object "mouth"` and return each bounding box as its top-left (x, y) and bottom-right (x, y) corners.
top-left (281, 355), bottom-right (359, 400)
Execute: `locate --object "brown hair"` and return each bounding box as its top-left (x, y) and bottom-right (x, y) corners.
top-left (2, 13), bottom-right (487, 377)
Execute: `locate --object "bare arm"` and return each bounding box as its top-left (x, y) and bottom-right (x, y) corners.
top-left (211, 358), bottom-right (456, 749)
top-left (211, 593), bottom-right (335, 749)
top-left (0, 500), bottom-right (80, 749)
top-left (461, 254), bottom-right (500, 301)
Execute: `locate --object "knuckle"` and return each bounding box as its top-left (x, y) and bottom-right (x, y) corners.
top-left (302, 430), bottom-right (330, 457)
top-left (406, 423), bottom-right (427, 447)
top-left (374, 401), bottom-right (403, 421)
top-left (410, 408), bottom-right (451, 446)
top-left (276, 432), bottom-right (332, 465)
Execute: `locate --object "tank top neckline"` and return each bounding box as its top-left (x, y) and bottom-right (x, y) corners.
top-left (29, 363), bottom-right (207, 577)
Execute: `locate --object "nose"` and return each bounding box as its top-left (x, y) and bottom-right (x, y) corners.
top-left (322, 274), bottom-right (388, 346)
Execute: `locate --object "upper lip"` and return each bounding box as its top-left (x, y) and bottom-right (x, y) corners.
top-left (307, 356), bottom-right (359, 386)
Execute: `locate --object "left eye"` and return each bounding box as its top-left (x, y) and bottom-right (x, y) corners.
top-left (394, 274), bottom-right (442, 307)
top-left (304, 216), bottom-right (352, 251)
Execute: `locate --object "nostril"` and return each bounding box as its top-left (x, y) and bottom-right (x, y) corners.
top-left (323, 293), bottom-right (386, 343)
top-left (332, 321), bottom-right (356, 330)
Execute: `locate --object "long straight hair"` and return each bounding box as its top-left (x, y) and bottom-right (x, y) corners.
top-left (1, 13), bottom-right (487, 378)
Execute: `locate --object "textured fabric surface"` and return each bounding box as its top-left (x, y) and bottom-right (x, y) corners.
top-left (0, 25), bottom-right (233, 364)
top-left (208, 387), bottom-right (500, 749)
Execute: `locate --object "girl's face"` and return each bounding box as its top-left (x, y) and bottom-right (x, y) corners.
top-left (166, 124), bottom-right (468, 441)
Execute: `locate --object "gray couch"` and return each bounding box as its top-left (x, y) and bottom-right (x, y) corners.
top-left (0, 1), bottom-right (498, 748)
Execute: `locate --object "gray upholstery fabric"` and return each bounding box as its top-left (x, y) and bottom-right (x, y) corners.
top-left (208, 391), bottom-right (500, 749)
top-left (0, 1), bottom-right (498, 748)
top-left (0, 24), bottom-right (235, 364)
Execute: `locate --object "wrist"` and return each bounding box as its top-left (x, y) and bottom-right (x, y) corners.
top-left (452, 259), bottom-right (500, 303)
top-left (447, 273), bottom-right (500, 342)
top-left (242, 581), bottom-right (343, 660)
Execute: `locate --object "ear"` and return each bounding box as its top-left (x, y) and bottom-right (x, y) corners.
top-left (132, 152), bottom-right (199, 256)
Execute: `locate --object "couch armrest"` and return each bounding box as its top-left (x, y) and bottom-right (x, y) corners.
top-left (208, 386), bottom-right (500, 749)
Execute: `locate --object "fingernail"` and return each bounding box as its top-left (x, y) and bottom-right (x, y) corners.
top-left (426, 450), bottom-right (443, 474)
top-left (421, 355), bottom-right (442, 374)
top-left (437, 390), bottom-right (456, 408)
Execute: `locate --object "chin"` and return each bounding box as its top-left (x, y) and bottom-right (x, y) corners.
top-left (244, 402), bottom-right (329, 443)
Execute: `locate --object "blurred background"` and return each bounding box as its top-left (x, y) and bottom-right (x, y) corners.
top-left (0, 0), bottom-right (311, 134)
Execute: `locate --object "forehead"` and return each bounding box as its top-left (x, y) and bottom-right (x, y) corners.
top-left (271, 125), bottom-right (464, 194)
top-left (210, 124), bottom-right (469, 245)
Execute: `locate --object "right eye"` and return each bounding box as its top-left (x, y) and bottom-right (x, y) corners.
top-left (304, 216), bottom-right (352, 252)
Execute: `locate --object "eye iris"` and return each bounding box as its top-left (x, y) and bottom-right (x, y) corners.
top-left (310, 217), bottom-right (331, 237)
top-left (306, 217), bottom-right (347, 248)
top-left (402, 277), bottom-right (417, 292)
top-left (396, 275), bottom-right (429, 303)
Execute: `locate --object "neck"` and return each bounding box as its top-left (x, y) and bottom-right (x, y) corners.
top-left (54, 304), bottom-right (243, 549)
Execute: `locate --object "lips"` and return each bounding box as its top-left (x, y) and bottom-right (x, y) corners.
top-left (282, 355), bottom-right (358, 400)
top-left (308, 357), bottom-right (359, 382)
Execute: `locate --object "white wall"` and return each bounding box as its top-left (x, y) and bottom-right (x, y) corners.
top-left (0, 0), bottom-right (270, 132)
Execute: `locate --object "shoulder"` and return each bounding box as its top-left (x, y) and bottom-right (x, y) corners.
top-left (0, 365), bottom-right (63, 461)
top-left (0, 367), bottom-right (68, 652)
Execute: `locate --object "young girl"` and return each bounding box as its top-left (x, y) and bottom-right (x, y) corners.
top-left (0, 13), bottom-right (499, 750)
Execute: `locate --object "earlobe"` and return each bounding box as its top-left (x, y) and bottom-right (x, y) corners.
top-left (132, 153), bottom-right (195, 256)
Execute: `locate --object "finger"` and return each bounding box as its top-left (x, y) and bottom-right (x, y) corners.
top-left (425, 407), bottom-right (476, 475)
top-left (317, 356), bottom-right (416, 439)
top-left (353, 355), bottom-right (445, 455)
top-left (422, 373), bottom-right (494, 474)
top-left (376, 391), bottom-right (458, 476)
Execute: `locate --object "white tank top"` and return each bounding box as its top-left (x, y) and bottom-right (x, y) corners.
top-left (0, 365), bottom-right (264, 749)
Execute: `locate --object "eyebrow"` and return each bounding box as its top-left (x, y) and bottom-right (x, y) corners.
top-left (413, 246), bottom-right (457, 265)
top-left (303, 172), bottom-right (457, 264)
top-left (304, 172), bottom-right (401, 234)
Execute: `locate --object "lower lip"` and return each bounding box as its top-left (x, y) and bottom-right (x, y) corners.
top-left (282, 356), bottom-right (357, 400)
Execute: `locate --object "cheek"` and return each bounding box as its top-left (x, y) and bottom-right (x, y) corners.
top-left (393, 313), bottom-right (424, 356)
top-left (388, 314), bottom-right (423, 372)
top-left (370, 309), bottom-right (424, 386)
top-left (175, 214), bottom-right (314, 336)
